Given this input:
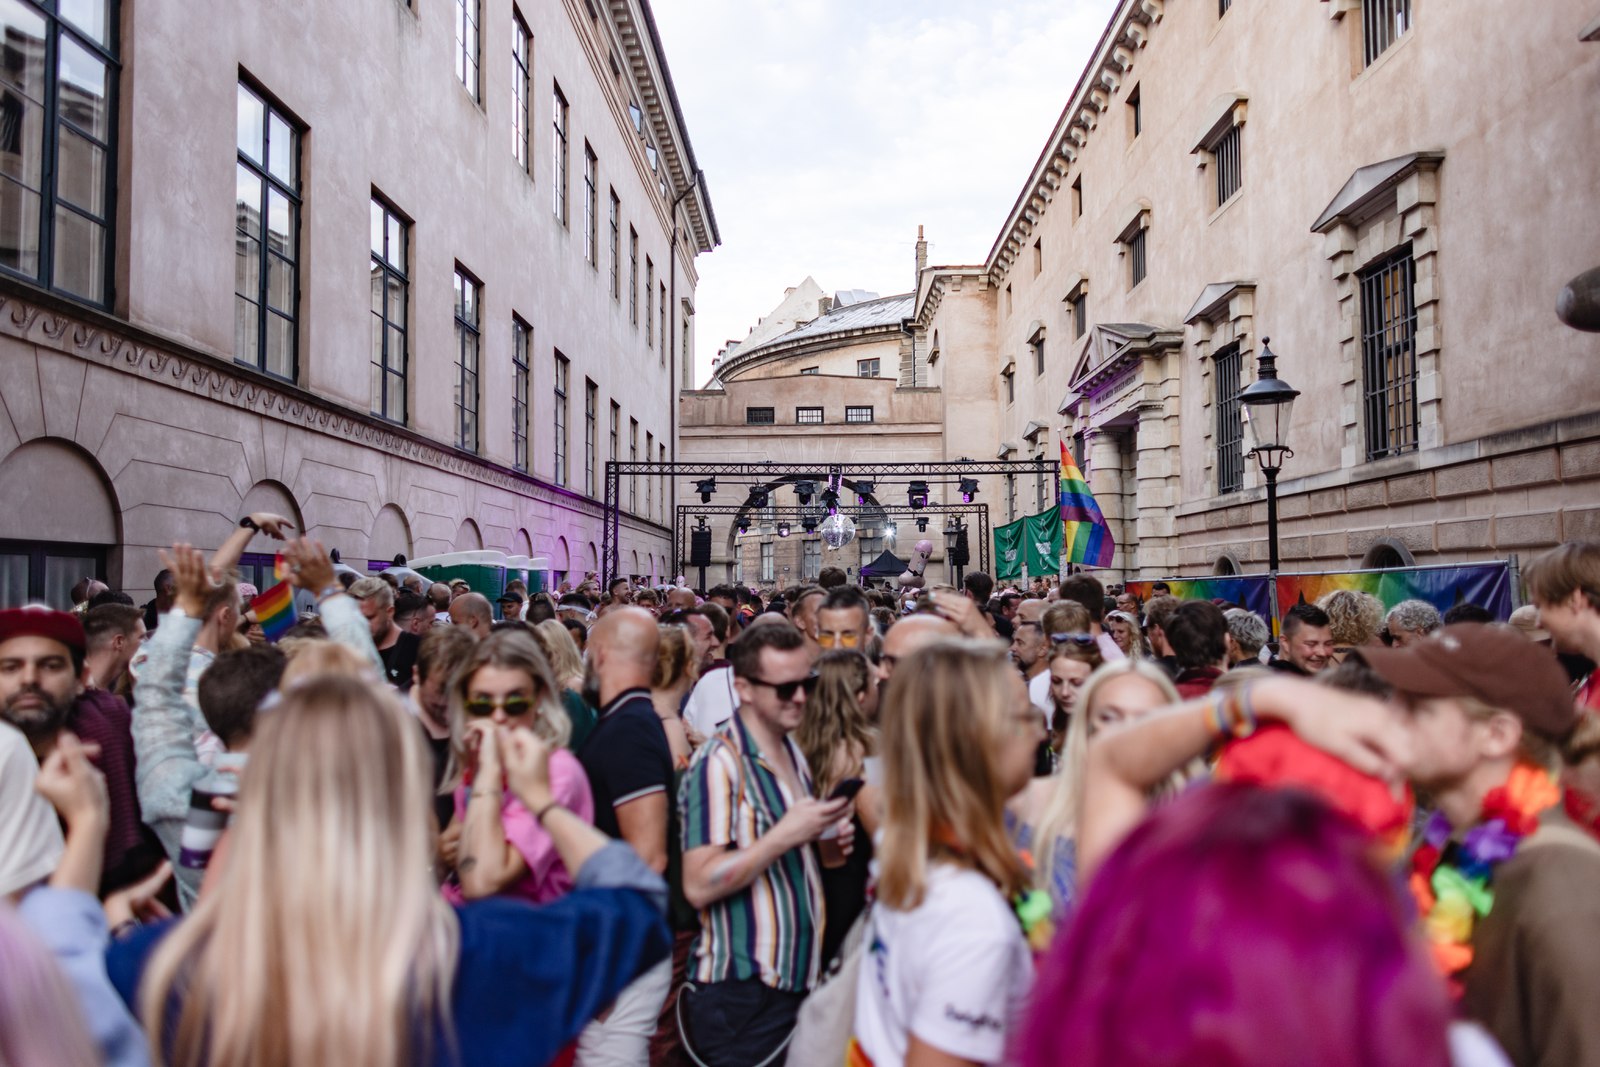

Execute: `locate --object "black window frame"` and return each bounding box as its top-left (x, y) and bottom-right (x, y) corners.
top-left (1214, 341), bottom-right (1244, 494)
top-left (1128, 84), bottom-right (1142, 138)
top-left (584, 379), bottom-right (598, 496)
top-left (745, 407), bottom-right (775, 425)
top-left (645, 257), bottom-right (654, 346)
top-left (1219, 0), bottom-right (1232, 14)
top-left (512, 316), bottom-right (530, 471)
top-left (795, 406), bottom-right (824, 425)
top-left (0, 2), bottom-right (120, 308)
top-left (454, 0), bottom-right (480, 100)
top-left (1362, 0), bottom-right (1412, 67)
top-left (553, 352), bottom-right (569, 486)
top-left (659, 281), bottom-right (666, 365)
top-left (628, 417), bottom-right (638, 511)
top-left (608, 399), bottom-right (620, 477)
top-left (629, 226), bottom-right (639, 324)
top-left (1127, 228), bottom-right (1147, 289)
top-left (1071, 291), bottom-right (1087, 338)
top-left (1359, 245), bottom-right (1419, 461)
top-left (608, 188), bottom-right (620, 299)
top-left (452, 266), bottom-right (481, 453)
top-left (551, 83), bottom-right (568, 224)
top-left (583, 143), bottom-right (598, 266)
top-left (1214, 124), bottom-right (1242, 207)
top-left (369, 195), bottom-right (409, 424)
top-left (1031, 335), bottom-right (1045, 376)
top-left (511, 10), bottom-right (530, 170)
top-left (845, 406), bottom-right (874, 424)
top-left (645, 431), bottom-right (653, 513)
top-left (235, 80), bottom-right (301, 382)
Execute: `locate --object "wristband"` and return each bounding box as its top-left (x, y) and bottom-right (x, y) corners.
top-left (239, 516), bottom-right (260, 532)
top-left (533, 800), bottom-right (561, 823)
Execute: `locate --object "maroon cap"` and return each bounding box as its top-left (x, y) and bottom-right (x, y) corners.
top-left (0, 606), bottom-right (86, 655)
top-left (1355, 623), bottom-right (1576, 740)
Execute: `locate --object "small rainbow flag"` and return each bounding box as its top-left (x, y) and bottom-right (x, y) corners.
top-left (1060, 440), bottom-right (1115, 567)
top-left (273, 552), bottom-right (290, 581)
top-left (252, 579), bottom-right (297, 642)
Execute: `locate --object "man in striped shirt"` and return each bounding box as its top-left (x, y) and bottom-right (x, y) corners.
top-left (677, 622), bottom-right (853, 1066)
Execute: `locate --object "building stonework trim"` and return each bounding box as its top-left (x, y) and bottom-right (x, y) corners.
top-left (0, 285), bottom-right (671, 537)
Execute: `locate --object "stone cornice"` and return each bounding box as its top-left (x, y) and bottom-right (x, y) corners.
top-left (0, 281), bottom-right (671, 535)
top-left (913, 267), bottom-right (986, 328)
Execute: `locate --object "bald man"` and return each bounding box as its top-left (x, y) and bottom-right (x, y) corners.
top-left (665, 585), bottom-right (698, 612)
top-left (573, 606), bottom-right (674, 1061)
top-left (447, 592), bottom-right (494, 639)
top-left (880, 612), bottom-right (959, 681)
top-left (1016, 598), bottom-right (1047, 625)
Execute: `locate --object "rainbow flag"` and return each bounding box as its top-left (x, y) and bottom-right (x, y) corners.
top-left (252, 579), bottom-right (297, 642)
top-left (273, 552), bottom-right (290, 581)
top-left (1060, 440), bottom-right (1114, 567)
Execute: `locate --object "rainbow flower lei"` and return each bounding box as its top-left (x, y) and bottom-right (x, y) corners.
top-left (1409, 762), bottom-right (1561, 995)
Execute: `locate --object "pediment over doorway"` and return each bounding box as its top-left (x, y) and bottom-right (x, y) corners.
top-left (1068, 321), bottom-right (1183, 397)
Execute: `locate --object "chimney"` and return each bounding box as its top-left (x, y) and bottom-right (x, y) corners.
top-left (817, 296), bottom-right (833, 315)
top-left (915, 224), bottom-right (928, 277)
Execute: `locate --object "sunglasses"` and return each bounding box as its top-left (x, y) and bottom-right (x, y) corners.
top-left (817, 631), bottom-right (860, 649)
top-left (1050, 632), bottom-right (1097, 646)
top-left (746, 672), bottom-right (820, 701)
top-left (463, 694), bottom-right (538, 718)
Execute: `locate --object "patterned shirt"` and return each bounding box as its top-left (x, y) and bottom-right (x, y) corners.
top-left (679, 711), bottom-right (824, 993)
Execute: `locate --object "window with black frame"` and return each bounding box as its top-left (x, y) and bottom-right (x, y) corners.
top-left (551, 84), bottom-right (568, 223)
top-left (454, 0), bottom-right (480, 99)
top-left (453, 268), bottom-right (481, 453)
top-left (584, 380), bottom-right (597, 496)
top-left (1360, 246), bottom-right (1419, 460)
top-left (369, 197), bottom-right (408, 423)
top-left (0, 2), bottom-right (118, 306)
top-left (583, 145), bottom-right (597, 266)
top-left (1213, 342), bottom-right (1244, 494)
top-left (511, 12), bottom-right (529, 168)
top-left (554, 353), bottom-right (569, 486)
top-left (236, 82), bottom-right (300, 381)
top-left (609, 189), bottom-right (620, 298)
top-left (512, 317), bottom-right (530, 471)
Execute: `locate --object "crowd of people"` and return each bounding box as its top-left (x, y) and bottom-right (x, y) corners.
top-left (5, 511), bottom-right (1600, 1067)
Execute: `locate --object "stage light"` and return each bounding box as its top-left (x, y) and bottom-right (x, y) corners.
top-left (907, 480), bottom-right (929, 509)
top-left (916, 516), bottom-right (928, 532)
top-left (777, 522), bottom-right (791, 538)
top-left (802, 512), bottom-right (819, 533)
top-left (736, 518), bottom-right (749, 535)
top-left (820, 488), bottom-right (840, 514)
top-left (696, 478), bottom-right (717, 503)
top-left (958, 477), bottom-right (980, 503)
top-left (853, 479), bottom-right (874, 505)
top-left (793, 480), bottom-right (815, 505)
top-left (746, 485), bottom-right (769, 510)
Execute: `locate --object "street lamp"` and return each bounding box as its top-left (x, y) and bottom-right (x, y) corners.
top-left (943, 515), bottom-right (965, 586)
top-left (1239, 337), bottom-right (1300, 573)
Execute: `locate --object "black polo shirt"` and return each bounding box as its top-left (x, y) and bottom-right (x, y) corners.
top-left (578, 687), bottom-right (674, 839)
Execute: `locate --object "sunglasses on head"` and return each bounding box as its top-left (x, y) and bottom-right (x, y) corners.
top-left (1050, 632), bottom-right (1096, 646)
top-left (463, 694), bottom-right (538, 718)
top-left (747, 672), bottom-right (821, 701)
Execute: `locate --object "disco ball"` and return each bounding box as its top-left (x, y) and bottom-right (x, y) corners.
top-left (819, 512), bottom-right (857, 550)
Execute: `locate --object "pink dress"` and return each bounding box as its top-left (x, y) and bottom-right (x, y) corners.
top-left (442, 748), bottom-right (595, 905)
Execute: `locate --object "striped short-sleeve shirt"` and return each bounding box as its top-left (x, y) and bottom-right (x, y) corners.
top-left (679, 711), bottom-right (824, 993)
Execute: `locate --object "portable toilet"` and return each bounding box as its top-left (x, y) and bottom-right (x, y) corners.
top-left (408, 550), bottom-right (509, 605)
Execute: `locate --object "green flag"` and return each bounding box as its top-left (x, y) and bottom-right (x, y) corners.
top-left (1024, 506), bottom-right (1063, 577)
top-left (993, 517), bottom-right (1025, 580)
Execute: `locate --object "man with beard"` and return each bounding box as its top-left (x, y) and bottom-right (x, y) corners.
top-left (0, 606), bottom-right (158, 893)
top-left (573, 605), bottom-right (675, 1065)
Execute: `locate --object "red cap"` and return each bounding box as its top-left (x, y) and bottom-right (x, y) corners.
top-left (0, 606), bottom-right (86, 655)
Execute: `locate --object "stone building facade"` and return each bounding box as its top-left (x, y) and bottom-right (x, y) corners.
top-left (912, 0), bottom-right (1600, 581)
top-left (0, 0), bottom-right (716, 608)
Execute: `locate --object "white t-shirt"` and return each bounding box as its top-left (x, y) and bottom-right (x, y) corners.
top-left (0, 721), bottom-right (63, 897)
top-left (852, 864), bottom-right (1033, 1067)
top-left (682, 664), bottom-right (738, 739)
top-left (1028, 670), bottom-right (1052, 723)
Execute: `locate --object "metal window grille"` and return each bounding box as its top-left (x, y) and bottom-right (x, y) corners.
top-left (454, 0), bottom-right (479, 99)
top-left (584, 381), bottom-right (597, 496)
top-left (1128, 229), bottom-right (1147, 288)
top-left (1072, 293), bottom-right (1087, 338)
top-left (1214, 124), bottom-right (1241, 206)
top-left (1359, 246), bottom-right (1419, 460)
top-left (551, 86), bottom-right (568, 222)
top-left (609, 191), bottom-right (620, 298)
top-left (512, 319), bottom-right (529, 471)
top-left (1363, 0), bottom-right (1411, 66)
top-left (583, 146), bottom-right (597, 265)
top-left (554, 355), bottom-right (568, 485)
top-left (796, 407), bottom-right (824, 425)
top-left (1032, 337), bottom-right (1045, 375)
top-left (452, 269), bottom-right (480, 452)
top-left (1035, 456), bottom-right (1047, 509)
top-left (1006, 474), bottom-right (1017, 521)
top-left (845, 406), bottom-right (874, 424)
top-left (746, 407), bottom-right (775, 425)
top-left (368, 198), bottom-right (407, 422)
top-left (511, 15), bottom-right (529, 168)
top-left (857, 359), bottom-right (879, 377)
top-left (1214, 342), bottom-right (1243, 494)
top-left (236, 84), bottom-right (300, 380)
top-left (1219, 0), bottom-right (1232, 14)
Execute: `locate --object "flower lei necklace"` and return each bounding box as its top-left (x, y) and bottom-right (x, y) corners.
top-left (1409, 762), bottom-right (1561, 995)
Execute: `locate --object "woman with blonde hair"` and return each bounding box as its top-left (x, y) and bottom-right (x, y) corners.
top-left (1104, 609), bottom-right (1148, 659)
top-left (109, 675), bottom-right (671, 1067)
top-left (651, 623), bottom-right (697, 768)
top-left (1316, 589), bottom-right (1386, 663)
top-left (529, 619), bottom-right (597, 751)
top-left (440, 630), bottom-right (592, 906)
top-left (850, 639), bottom-right (1042, 1067)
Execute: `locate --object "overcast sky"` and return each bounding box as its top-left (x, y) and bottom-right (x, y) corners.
top-left (650, 0), bottom-right (1120, 385)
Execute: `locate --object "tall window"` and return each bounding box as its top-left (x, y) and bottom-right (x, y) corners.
top-left (629, 227), bottom-right (639, 324)
top-left (0, 2), bottom-right (118, 305)
top-left (1071, 176), bottom-right (1083, 219)
top-left (608, 190), bottom-right (620, 298)
top-left (608, 400), bottom-right (620, 479)
top-left (511, 13), bottom-right (530, 169)
top-left (453, 268), bottom-right (481, 453)
top-left (454, 0), bottom-right (479, 100)
top-left (1214, 342), bottom-right (1243, 494)
top-left (551, 85), bottom-right (568, 223)
top-left (1003, 368), bottom-right (1015, 404)
top-left (1127, 85), bottom-right (1141, 138)
top-left (802, 540), bottom-right (821, 580)
top-left (645, 432), bottom-right (653, 514)
top-left (1219, 0), bottom-right (1232, 14)
top-left (1006, 474), bottom-right (1017, 521)
top-left (583, 145), bottom-right (597, 266)
top-left (760, 541), bottom-right (774, 583)
top-left (857, 359), bottom-right (879, 378)
top-left (553, 353), bottom-right (569, 486)
top-left (1071, 291), bottom-right (1088, 338)
top-left (1031, 335), bottom-right (1045, 376)
top-left (235, 83), bottom-right (300, 380)
top-left (628, 418), bottom-right (638, 511)
top-left (1127, 228), bottom-right (1147, 288)
top-left (369, 198), bottom-right (408, 422)
top-left (1213, 124), bottom-right (1242, 207)
top-left (658, 443), bottom-right (667, 523)
top-left (1360, 246), bottom-right (1418, 460)
top-left (659, 282), bottom-right (667, 365)
top-left (1363, 0), bottom-right (1411, 67)
top-left (584, 380), bottom-right (597, 496)
top-left (512, 317), bottom-right (530, 471)
top-left (645, 258), bottom-right (654, 345)
top-left (1035, 451), bottom-right (1048, 510)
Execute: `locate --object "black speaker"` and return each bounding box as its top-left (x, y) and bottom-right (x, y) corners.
top-left (950, 529), bottom-right (970, 568)
top-left (689, 528), bottom-right (712, 567)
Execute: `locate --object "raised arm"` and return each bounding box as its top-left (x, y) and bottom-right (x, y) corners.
top-left (279, 538), bottom-right (383, 675)
top-left (131, 546), bottom-right (211, 830)
top-left (207, 512), bottom-right (293, 578)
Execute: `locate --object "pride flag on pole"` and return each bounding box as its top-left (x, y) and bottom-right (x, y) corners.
top-left (1060, 440), bottom-right (1115, 567)
top-left (251, 579), bottom-right (297, 642)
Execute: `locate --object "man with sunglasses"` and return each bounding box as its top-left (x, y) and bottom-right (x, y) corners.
top-left (816, 586), bottom-right (871, 653)
top-left (677, 622), bottom-right (853, 1066)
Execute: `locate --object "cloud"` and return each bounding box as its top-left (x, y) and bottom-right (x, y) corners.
top-left (650, 0), bottom-right (1119, 383)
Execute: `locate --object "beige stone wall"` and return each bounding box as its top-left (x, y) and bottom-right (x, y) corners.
top-left (0, 0), bottom-right (714, 602)
top-left (916, 0), bottom-right (1600, 580)
top-left (715, 333), bottom-right (903, 382)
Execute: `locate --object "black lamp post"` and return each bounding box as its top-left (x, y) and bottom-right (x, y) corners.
top-left (943, 515), bottom-right (964, 586)
top-left (1239, 337), bottom-right (1300, 573)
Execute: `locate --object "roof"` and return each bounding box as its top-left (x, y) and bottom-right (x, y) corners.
top-left (738, 292), bottom-right (914, 357)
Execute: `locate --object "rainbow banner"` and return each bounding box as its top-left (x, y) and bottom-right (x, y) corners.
top-left (251, 579), bottom-right (298, 642)
top-left (1123, 576), bottom-right (1273, 619)
top-left (1275, 563), bottom-right (1512, 621)
top-left (1059, 441), bottom-right (1114, 567)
